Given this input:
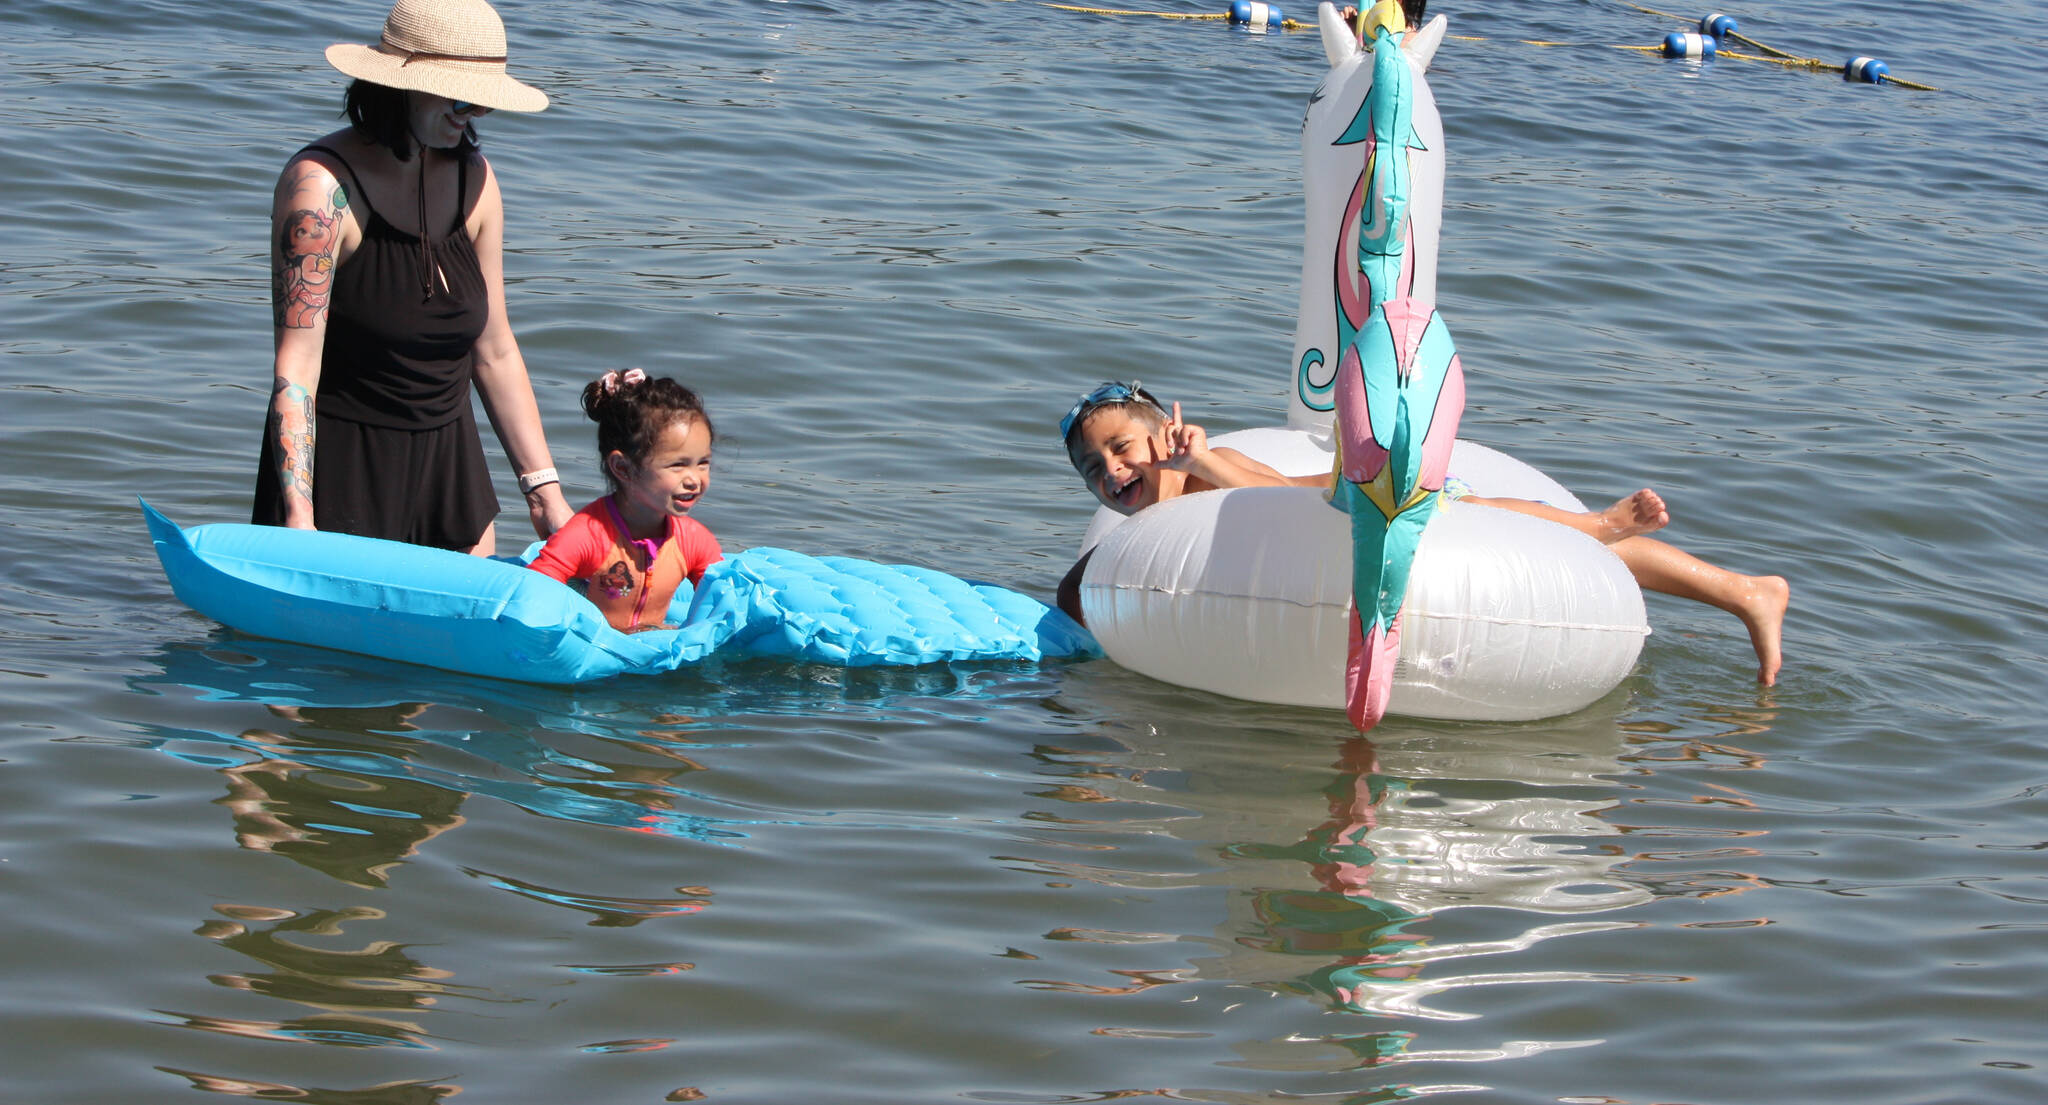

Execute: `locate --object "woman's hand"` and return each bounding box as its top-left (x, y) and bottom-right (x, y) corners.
top-left (526, 483), bottom-right (573, 539)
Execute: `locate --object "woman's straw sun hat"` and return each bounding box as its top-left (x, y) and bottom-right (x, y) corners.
top-left (325, 0), bottom-right (549, 113)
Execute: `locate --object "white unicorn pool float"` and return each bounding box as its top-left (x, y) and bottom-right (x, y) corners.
top-left (1072, 1), bottom-right (1649, 724)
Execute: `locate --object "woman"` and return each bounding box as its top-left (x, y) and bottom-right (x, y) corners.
top-left (253, 0), bottom-right (572, 554)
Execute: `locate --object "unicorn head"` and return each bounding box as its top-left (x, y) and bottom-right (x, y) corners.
top-left (1288, 1), bottom-right (1447, 430)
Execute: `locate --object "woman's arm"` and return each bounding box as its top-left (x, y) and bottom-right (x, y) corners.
top-left (467, 157), bottom-right (574, 538)
top-left (267, 156), bottom-right (354, 529)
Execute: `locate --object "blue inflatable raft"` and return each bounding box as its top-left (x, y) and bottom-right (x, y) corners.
top-left (142, 501), bottom-right (1096, 684)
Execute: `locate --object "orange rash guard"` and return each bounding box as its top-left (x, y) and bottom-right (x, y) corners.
top-left (528, 496), bottom-right (723, 631)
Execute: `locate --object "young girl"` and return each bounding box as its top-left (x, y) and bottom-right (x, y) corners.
top-left (1058, 381), bottom-right (1789, 684)
top-left (527, 370), bottom-right (722, 633)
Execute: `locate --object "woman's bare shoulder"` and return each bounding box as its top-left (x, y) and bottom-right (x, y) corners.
top-left (277, 130), bottom-right (362, 190)
top-left (286, 127), bottom-right (369, 166)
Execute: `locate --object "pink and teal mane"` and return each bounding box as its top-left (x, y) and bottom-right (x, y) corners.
top-left (1328, 11), bottom-right (1466, 730)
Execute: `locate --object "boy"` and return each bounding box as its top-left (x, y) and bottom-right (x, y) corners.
top-left (1057, 382), bottom-right (1787, 684)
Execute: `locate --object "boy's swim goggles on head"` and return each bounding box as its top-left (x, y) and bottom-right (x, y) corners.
top-left (1060, 381), bottom-right (1164, 442)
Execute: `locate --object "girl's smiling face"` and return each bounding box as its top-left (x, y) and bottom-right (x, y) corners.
top-left (1070, 407), bottom-right (1169, 515)
top-left (608, 416), bottom-right (713, 535)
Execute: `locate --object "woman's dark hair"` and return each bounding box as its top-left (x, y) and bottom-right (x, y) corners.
top-left (582, 373), bottom-right (716, 491)
top-left (342, 79), bottom-right (479, 161)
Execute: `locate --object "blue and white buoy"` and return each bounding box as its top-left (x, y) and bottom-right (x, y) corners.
top-left (1662, 32), bottom-right (1717, 59)
top-left (1844, 56), bottom-right (1890, 83)
top-left (1228, 1), bottom-right (1284, 27)
top-left (1698, 12), bottom-right (1738, 39)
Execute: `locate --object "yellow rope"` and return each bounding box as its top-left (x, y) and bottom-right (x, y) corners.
top-left (1621, 0), bottom-right (1939, 90)
top-left (1724, 30), bottom-right (1797, 60)
top-left (1040, 3), bottom-right (1311, 30)
top-left (1042, 4), bottom-right (1225, 19)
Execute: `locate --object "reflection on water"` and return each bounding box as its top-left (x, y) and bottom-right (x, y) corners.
top-left (1209, 729), bottom-right (1667, 1039)
top-left (170, 904), bottom-right (461, 1052)
top-left (158, 1066), bottom-right (459, 1105)
top-left (208, 704), bottom-right (467, 889)
top-left (462, 869), bottom-right (712, 929)
top-left (1014, 683), bottom-right (1781, 1092)
top-left (120, 654), bottom-right (748, 853)
top-left (79, 635), bottom-right (1794, 1100)
top-left (48, 619), bottom-right (1796, 1102)
top-left (113, 637), bottom-right (1066, 863)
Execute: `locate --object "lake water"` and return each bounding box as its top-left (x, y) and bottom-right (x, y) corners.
top-left (4, 0), bottom-right (2046, 1101)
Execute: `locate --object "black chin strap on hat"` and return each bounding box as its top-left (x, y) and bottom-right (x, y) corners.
top-left (405, 124), bottom-right (438, 302)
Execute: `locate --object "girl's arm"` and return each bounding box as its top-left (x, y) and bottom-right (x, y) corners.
top-left (526, 512), bottom-right (597, 582)
top-left (468, 156), bottom-right (575, 538)
top-left (681, 522), bottom-right (724, 584)
top-left (267, 156), bottom-right (355, 529)
top-left (1161, 403), bottom-right (1330, 494)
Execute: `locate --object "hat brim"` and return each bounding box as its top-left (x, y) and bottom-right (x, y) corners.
top-left (325, 43), bottom-right (549, 113)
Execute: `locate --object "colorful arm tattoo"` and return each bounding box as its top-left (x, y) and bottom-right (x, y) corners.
top-left (269, 377), bottom-right (315, 515)
top-left (271, 167), bottom-right (342, 330)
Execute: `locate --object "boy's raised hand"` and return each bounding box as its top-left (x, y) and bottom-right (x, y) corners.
top-left (1160, 401), bottom-right (1211, 471)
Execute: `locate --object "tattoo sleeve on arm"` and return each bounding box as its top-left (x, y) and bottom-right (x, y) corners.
top-left (270, 377), bottom-right (315, 514)
top-left (272, 168), bottom-right (342, 330)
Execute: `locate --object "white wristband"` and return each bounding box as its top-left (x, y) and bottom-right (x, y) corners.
top-left (517, 467), bottom-right (559, 495)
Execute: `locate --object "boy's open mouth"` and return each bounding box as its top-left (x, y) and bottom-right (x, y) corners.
top-left (1109, 473), bottom-right (1142, 508)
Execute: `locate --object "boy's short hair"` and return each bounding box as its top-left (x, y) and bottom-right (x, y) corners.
top-left (1061, 382), bottom-right (1168, 472)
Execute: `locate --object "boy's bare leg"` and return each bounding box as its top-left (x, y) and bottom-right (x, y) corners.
top-left (1466, 488), bottom-right (1669, 545)
top-left (1611, 536), bottom-right (1789, 686)
top-left (1462, 490), bottom-right (1783, 681)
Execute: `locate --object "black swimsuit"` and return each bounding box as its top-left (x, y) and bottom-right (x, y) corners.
top-left (251, 144), bottom-right (499, 549)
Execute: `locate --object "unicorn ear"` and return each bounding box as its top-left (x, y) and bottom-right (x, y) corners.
top-left (1319, 2), bottom-right (1362, 65)
top-left (1406, 13), bottom-right (1447, 71)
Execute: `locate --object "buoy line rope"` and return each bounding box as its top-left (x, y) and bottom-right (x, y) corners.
top-left (1718, 48), bottom-right (1934, 88)
top-left (1043, 4), bottom-right (1222, 20)
top-left (1040, 3), bottom-right (1314, 30)
top-left (1623, 2), bottom-right (1939, 90)
top-left (1014, 1), bottom-right (1939, 91)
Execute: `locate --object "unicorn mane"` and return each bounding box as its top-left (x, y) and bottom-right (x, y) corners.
top-left (1290, 2), bottom-right (1448, 429)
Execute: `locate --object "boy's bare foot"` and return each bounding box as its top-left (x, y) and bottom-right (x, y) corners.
top-left (1736, 575), bottom-right (1790, 685)
top-left (1595, 489), bottom-right (1670, 543)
